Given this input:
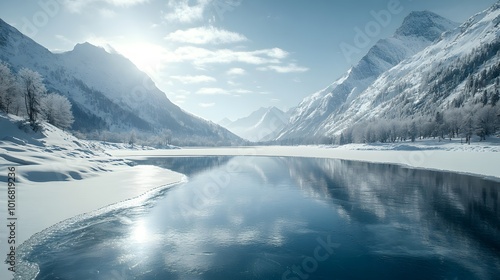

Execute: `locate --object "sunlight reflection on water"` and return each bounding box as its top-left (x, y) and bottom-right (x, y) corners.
top-left (18, 157), bottom-right (500, 280)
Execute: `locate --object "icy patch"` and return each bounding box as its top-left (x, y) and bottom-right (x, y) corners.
top-left (14, 179), bottom-right (186, 280)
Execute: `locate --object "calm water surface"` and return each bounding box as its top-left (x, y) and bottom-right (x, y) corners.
top-left (19, 157), bottom-right (500, 279)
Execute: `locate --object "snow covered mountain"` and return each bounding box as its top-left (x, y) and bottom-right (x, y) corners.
top-left (341, 3), bottom-right (500, 129)
top-left (0, 19), bottom-right (242, 146)
top-left (276, 11), bottom-right (459, 143)
top-left (221, 107), bottom-right (289, 142)
top-left (217, 118), bottom-right (233, 128)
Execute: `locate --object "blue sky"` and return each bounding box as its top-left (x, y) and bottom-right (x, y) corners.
top-left (0, 0), bottom-right (498, 122)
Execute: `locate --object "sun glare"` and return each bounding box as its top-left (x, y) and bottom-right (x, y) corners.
top-left (117, 42), bottom-right (166, 75)
top-left (87, 37), bottom-right (166, 76)
top-left (130, 221), bottom-right (149, 244)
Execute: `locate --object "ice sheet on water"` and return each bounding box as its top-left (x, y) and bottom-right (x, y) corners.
top-left (13, 181), bottom-right (182, 279)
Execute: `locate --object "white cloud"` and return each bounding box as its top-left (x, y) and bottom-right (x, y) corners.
top-left (166, 26), bottom-right (247, 45)
top-left (266, 48), bottom-right (289, 59)
top-left (164, 0), bottom-right (211, 23)
top-left (167, 46), bottom-right (287, 66)
top-left (195, 87), bottom-right (251, 96)
top-left (233, 89), bottom-right (252, 94)
top-left (170, 75), bottom-right (216, 84)
top-left (199, 102), bottom-right (216, 108)
top-left (63, 0), bottom-right (148, 13)
top-left (105, 0), bottom-right (148, 6)
top-left (226, 68), bottom-right (246, 75)
top-left (258, 63), bottom-right (309, 73)
top-left (196, 88), bottom-right (229, 95)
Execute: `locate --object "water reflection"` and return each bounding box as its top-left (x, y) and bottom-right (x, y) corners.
top-left (132, 156), bottom-right (233, 177)
top-left (21, 157), bottom-right (500, 280)
top-left (284, 158), bottom-right (500, 278)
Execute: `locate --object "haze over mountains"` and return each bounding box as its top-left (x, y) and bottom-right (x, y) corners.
top-left (218, 107), bottom-right (288, 142)
top-left (0, 19), bottom-right (242, 146)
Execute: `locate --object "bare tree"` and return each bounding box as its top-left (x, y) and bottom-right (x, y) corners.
top-left (408, 120), bottom-right (417, 142)
top-left (475, 105), bottom-right (497, 141)
top-left (40, 93), bottom-right (74, 129)
top-left (0, 61), bottom-right (16, 114)
top-left (460, 105), bottom-right (475, 145)
top-left (17, 68), bottom-right (46, 128)
top-left (128, 130), bottom-right (137, 147)
top-left (444, 108), bottom-right (462, 139)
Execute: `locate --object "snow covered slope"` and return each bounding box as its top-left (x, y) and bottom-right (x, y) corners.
top-left (218, 117), bottom-right (233, 128)
top-left (321, 2), bottom-right (500, 137)
top-left (0, 20), bottom-right (241, 145)
top-left (276, 11), bottom-right (458, 142)
top-left (221, 107), bottom-right (289, 142)
top-left (0, 113), bottom-right (128, 183)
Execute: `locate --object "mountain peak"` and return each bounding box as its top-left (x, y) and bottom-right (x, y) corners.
top-left (395, 11), bottom-right (458, 41)
top-left (218, 117), bottom-right (233, 127)
top-left (72, 42), bottom-right (108, 54)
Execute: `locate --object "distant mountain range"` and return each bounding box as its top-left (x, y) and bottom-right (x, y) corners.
top-left (0, 20), bottom-right (242, 146)
top-left (219, 107), bottom-right (288, 142)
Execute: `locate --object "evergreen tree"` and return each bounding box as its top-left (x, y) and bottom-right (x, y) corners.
top-left (482, 90), bottom-right (488, 106)
top-left (339, 133), bottom-right (345, 145)
top-left (492, 90), bottom-right (499, 107)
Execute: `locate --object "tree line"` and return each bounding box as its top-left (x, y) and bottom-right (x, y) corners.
top-left (336, 40), bottom-right (500, 146)
top-left (0, 61), bottom-right (74, 130)
top-left (338, 101), bottom-right (500, 145)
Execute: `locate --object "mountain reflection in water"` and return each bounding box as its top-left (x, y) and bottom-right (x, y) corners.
top-left (21, 157), bottom-right (500, 280)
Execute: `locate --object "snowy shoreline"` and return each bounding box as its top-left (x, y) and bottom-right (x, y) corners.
top-left (1, 115), bottom-right (499, 279)
top-left (0, 165), bottom-right (186, 279)
top-left (0, 114), bottom-right (186, 279)
top-left (109, 143), bottom-right (500, 182)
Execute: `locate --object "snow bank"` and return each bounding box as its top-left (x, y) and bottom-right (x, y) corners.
top-left (0, 114), bottom-right (185, 279)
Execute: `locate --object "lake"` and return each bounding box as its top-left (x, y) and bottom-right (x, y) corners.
top-left (17, 157), bottom-right (500, 279)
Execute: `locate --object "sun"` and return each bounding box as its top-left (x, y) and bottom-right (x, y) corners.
top-left (87, 37), bottom-right (166, 77)
top-left (116, 42), bottom-right (166, 75)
